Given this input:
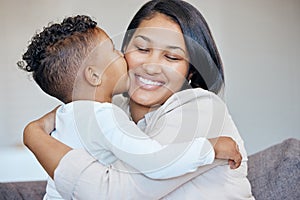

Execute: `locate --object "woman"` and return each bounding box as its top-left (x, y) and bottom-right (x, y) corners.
top-left (24, 0), bottom-right (254, 199)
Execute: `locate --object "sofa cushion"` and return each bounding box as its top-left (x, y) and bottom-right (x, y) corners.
top-left (0, 181), bottom-right (46, 200)
top-left (247, 138), bottom-right (300, 200)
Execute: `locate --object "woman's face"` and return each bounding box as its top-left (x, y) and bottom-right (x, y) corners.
top-left (125, 13), bottom-right (189, 107)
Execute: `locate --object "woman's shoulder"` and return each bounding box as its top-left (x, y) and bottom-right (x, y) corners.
top-left (166, 88), bottom-right (219, 104)
top-left (160, 88), bottom-right (227, 114)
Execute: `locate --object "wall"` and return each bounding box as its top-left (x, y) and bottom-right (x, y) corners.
top-left (0, 0), bottom-right (299, 182)
top-left (194, 0), bottom-right (300, 153)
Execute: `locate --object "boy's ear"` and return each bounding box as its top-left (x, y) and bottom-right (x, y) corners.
top-left (85, 66), bottom-right (102, 86)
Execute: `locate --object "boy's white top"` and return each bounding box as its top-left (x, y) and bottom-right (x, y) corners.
top-left (53, 88), bottom-right (254, 200)
top-left (44, 88), bottom-right (221, 199)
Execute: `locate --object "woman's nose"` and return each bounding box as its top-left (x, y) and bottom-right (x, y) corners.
top-left (142, 51), bottom-right (162, 74)
top-left (142, 62), bottom-right (162, 74)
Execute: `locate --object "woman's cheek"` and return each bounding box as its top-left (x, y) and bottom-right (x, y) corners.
top-left (125, 51), bottom-right (142, 70)
top-left (165, 63), bottom-right (188, 91)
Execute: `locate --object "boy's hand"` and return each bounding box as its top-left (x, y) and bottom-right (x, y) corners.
top-left (208, 136), bottom-right (242, 169)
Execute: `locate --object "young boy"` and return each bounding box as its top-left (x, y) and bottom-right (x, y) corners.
top-left (19, 15), bottom-right (240, 199)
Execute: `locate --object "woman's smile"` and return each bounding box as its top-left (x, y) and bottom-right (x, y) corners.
top-left (135, 74), bottom-right (165, 90)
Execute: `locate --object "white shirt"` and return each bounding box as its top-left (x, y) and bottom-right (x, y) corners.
top-left (53, 88), bottom-right (254, 200)
top-left (45, 90), bottom-right (216, 199)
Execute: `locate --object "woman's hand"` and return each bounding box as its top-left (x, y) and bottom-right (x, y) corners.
top-left (23, 106), bottom-right (71, 179)
top-left (23, 106), bottom-right (59, 146)
top-left (208, 136), bottom-right (242, 169)
top-left (36, 106), bottom-right (59, 134)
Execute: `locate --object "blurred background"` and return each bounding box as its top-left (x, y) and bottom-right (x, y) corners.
top-left (0, 0), bottom-right (299, 182)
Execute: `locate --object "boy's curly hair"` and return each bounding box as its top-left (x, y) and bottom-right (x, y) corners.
top-left (18, 15), bottom-right (102, 103)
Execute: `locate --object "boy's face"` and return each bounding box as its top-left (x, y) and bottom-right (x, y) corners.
top-left (85, 30), bottom-right (129, 96)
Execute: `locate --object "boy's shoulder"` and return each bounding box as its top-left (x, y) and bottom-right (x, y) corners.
top-left (57, 100), bottom-right (114, 114)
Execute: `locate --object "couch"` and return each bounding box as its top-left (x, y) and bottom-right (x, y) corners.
top-left (0, 138), bottom-right (299, 200)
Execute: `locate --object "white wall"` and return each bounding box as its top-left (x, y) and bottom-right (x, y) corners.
top-left (0, 0), bottom-right (299, 182)
top-left (193, 0), bottom-right (300, 153)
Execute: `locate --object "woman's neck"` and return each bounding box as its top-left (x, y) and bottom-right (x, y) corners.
top-left (129, 100), bottom-right (160, 123)
top-left (129, 100), bottom-right (149, 123)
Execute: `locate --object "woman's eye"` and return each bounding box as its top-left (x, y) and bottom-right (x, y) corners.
top-left (136, 46), bottom-right (149, 53)
top-left (165, 55), bottom-right (180, 61)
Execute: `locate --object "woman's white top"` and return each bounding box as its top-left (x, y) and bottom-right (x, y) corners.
top-left (53, 88), bottom-right (254, 200)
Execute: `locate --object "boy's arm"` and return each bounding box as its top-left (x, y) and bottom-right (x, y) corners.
top-left (22, 110), bottom-right (225, 199)
top-left (74, 101), bottom-right (239, 179)
top-left (74, 101), bottom-right (211, 179)
top-left (149, 89), bottom-right (242, 169)
top-left (22, 106), bottom-right (240, 199)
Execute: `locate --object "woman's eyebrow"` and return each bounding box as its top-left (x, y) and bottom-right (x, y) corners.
top-left (134, 35), bottom-right (186, 54)
top-left (165, 45), bottom-right (186, 55)
top-left (134, 35), bottom-right (151, 42)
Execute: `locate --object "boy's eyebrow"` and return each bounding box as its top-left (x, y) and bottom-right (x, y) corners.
top-left (134, 35), bottom-right (186, 55)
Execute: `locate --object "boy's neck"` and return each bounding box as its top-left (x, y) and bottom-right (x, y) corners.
top-left (72, 87), bottom-right (112, 103)
top-left (96, 95), bottom-right (112, 103)
top-left (72, 95), bottom-right (112, 103)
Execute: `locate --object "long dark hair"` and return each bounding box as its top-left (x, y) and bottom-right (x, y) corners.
top-left (121, 0), bottom-right (224, 94)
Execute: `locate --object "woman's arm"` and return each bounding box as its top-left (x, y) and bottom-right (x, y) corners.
top-left (208, 137), bottom-right (241, 169)
top-left (141, 88), bottom-right (242, 170)
top-left (72, 102), bottom-right (215, 179)
top-left (24, 106), bottom-right (240, 199)
top-left (23, 107), bottom-right (71, 179)
top-left (23, 113), bottom-right (214, 199)
top-left (74, 102), bottom-right (240, 179)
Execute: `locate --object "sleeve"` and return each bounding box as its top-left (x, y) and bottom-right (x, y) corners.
top-left (54, 149), bottom-right (224, 200)
top-left (219, 107), bottom-right (249, 162)
top-left (54, 149), bottom-right (102, 200)
top-left (72, 101), bottom-right (214, 179)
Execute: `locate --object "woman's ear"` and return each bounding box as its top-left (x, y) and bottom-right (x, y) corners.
top-left (187, 72), bottom-right (194, 84)
top-left (84, 66), bottom-right (102, 86)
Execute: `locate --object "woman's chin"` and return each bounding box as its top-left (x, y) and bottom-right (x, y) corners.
top-left (129, 88), bottom-right (173, 108)
top-left (129, 92), bottom-right (155, 106)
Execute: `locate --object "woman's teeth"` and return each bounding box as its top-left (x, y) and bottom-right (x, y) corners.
top-left (138, 76), bottom-right (163, 86)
